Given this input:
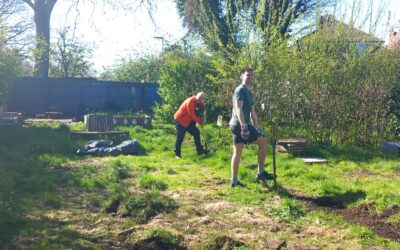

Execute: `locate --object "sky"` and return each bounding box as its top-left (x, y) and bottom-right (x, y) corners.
top-left (51, 0), bottom-right (186, 73)
top-left (46, 0), bottom-right (400, 73)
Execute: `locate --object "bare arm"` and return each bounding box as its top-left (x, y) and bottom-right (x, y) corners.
top-left (235, 99), bottom-right (246, 126)
top-left (250, 105), bottom-right (259, 128)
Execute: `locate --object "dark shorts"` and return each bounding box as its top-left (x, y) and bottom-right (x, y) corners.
top-left (230, 124), bottom-right (259, 144)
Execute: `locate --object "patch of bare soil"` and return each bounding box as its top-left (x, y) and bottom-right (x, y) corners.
top-left (129, 236), bottom-right (186, 250)
top-left (341, 204), bottom-right (400, 242)
top-left (285, 188), bottom-right (400, 242)
top-left (207, 236), bottom-right (244, 250)
top-left (105, 197), bottom-right (122, 214)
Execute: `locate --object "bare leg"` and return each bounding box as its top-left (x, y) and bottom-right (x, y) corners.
top-left (231, 143), bottom-right (244, 180)
top-left (251, 136), bottom-right (267, 172)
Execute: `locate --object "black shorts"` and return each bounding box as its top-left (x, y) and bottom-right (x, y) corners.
top-left (230, 124), bottom-right (259, 144)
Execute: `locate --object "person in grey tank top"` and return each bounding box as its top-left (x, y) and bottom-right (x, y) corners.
top-left (229, 67), bottom-right (275, 187)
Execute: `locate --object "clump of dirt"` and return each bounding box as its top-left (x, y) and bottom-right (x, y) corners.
top-left (284, 188), bottom-right (400, 242)
top-left (207, 236), bottom-right (244, 250)
top-left (341, 203), bottom-right (400, 242)
top-left (104, 197), bottom-right (122, 214)
top-left (129, 236), bottom-right (186, 250)
top-left (122, 192), bottom-right (178, 223)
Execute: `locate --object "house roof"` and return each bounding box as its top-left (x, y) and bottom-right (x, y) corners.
top-left (299, 15), bottom-right (384, 44)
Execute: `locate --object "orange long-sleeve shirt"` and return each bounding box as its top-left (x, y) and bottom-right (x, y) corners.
top-left (174, 96), bottom-right (204, 128)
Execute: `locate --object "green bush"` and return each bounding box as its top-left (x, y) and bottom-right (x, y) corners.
top-left (154, 48), bottom-right (220, 122)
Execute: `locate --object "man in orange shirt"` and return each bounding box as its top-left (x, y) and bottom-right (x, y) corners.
top-left (174, 92), bottom-right (208, 158)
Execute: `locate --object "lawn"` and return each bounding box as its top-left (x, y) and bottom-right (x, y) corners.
top-left (0, 121), bottom-right (399, 249)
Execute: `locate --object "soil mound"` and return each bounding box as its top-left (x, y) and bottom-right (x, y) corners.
top-left (341, 203), bottom-right (400, 242)
top-left (207, 236), bottom-right (244, 250)
top-left (130, 236), bottom-right (186, 250)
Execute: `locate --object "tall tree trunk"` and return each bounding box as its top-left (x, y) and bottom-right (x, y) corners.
top-left (23, 0), bottom-right (57, 78)
top-left (34, 5), bottom-right (51, 78)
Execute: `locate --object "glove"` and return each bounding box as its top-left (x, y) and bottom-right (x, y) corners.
top-left (240, 124), bottom-right (250, 140)
top-left (256, 128), bottom-right (265, 137)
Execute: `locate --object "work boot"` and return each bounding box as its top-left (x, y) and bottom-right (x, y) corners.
top-left (197, 149), bottom-right (209, 155)
top-left (256, 171), bottom-right (275, 181)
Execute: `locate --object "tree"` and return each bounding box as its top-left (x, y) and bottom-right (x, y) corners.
top-left (0, 27), bottom-right (23, 105)
top-left (22, 0), bottom-right (57, 78)
top-left (100, 55), bottom-right (161, 83)
top-left (175, 0), bottom-right (333, 50)
top-left (154, 46), bottom-right (219, 122)
top-left (20, 0), bottom-right (156, 78)
top-left (0, 0), bottom-right (31, 48)
top-left (49, 27), bottom-right (94, 78)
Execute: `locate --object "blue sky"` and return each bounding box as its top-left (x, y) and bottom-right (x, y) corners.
top-left (49, 0), bottom-right (400, 73)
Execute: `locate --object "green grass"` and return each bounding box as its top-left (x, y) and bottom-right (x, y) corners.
top-left (269, 197), bottom-right (307, 223)
top-left (137, 175), bottom-right (168, 190)
top-left (122, 191), bottom-right (177, 223)
top-left (0, 121), bottom-right (399, 249)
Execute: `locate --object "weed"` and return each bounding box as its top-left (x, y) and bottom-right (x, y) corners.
top-left (387, 213), bottom-right (400, 223)
top-left (348, 225), bottom-right (376, 246)
top-left (110, 160), bottom-right (131, 180)
top-left (270, 197), bottom-right (307, 223)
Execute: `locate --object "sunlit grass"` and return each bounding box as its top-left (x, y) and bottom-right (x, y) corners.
top-left (0, 121), bottom-right (399, 248)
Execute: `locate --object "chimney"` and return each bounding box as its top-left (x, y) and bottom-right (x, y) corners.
top-left (388, 31), bottom-right (400, 49)
top-left (319, 15), bottom-right (335, 28)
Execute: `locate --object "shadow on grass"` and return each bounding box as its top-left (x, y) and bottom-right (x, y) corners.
top-left (274, 184), bottom-right (366, 209)
top-left (299, 142), bottom-right (397, 163)
top-left (244, 164), bottom-right (258, 170)
top-left (0, 124), bottom-right (104, 247)
top-left (10, 216), bottom-right (102, 249)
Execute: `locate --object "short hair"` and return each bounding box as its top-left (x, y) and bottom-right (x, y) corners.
top-left (196, 92), bottom-right (205, 99)
top-left (240, 67), bottom-right (254, 75)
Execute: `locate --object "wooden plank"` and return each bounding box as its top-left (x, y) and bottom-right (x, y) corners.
top-left (302, 158), bottom-right (329, 164)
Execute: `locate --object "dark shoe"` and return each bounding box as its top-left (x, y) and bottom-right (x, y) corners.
top-left (175, 153), bottom-right (182, 159)
top-left (197, 149), bottom-right (209, 155)
top-left (231, 181), bottom-right (246, 188)
top-left (256, 171), bottom-right (276, 181)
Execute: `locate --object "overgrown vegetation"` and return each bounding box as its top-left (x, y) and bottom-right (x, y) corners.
top-left (0, 25), bottom-right (23, 105)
